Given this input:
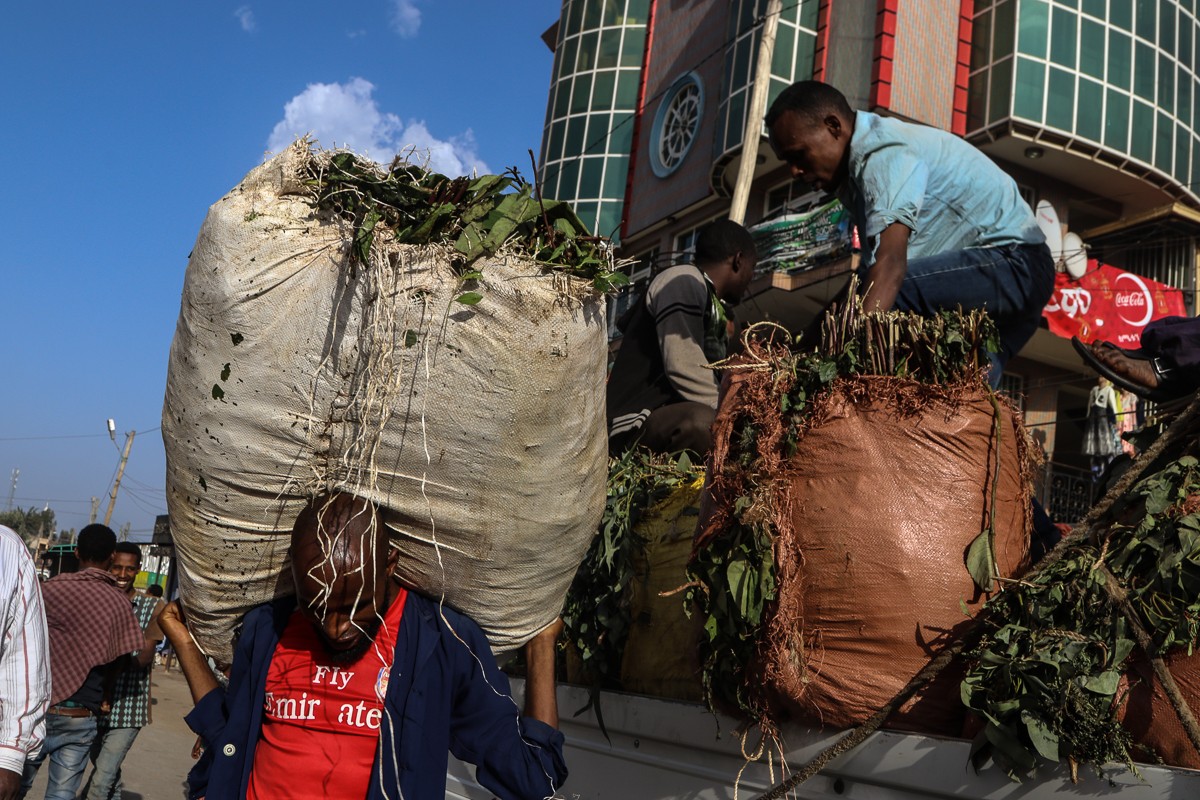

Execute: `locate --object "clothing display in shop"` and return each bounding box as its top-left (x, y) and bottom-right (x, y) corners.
top-left (1084, 379), bottom-right (1121, 458)
top-left (1117, 390), bottom-right (1139, 458)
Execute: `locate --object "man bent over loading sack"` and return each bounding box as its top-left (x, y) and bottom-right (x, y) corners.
top-left (766, 81), bottom-right (1055, 386)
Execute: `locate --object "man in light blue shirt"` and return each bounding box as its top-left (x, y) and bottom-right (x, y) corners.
top-left (766, 80), bottom-right (1055, 382)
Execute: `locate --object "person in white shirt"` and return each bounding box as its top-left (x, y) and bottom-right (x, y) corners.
top-left (0, 524), bottom-right (50, 800)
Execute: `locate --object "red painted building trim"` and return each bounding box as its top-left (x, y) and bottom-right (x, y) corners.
top-left (813, 0), bottom-right (833, 81)
top-left (869, 0), bottom-right (898, 111)
top-left (952, 0), bottom-right (975, 135)
top-left (620, 0), bottom-right (658, 242)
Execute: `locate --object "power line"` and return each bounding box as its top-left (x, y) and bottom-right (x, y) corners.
top-left (0, 424), bottom-right (161, 443)
top-left (122, 482), bottom-right (165, 508)
top-left (0, 433), bottom-right (107, 442)
top-left (123, 476), bottom-right (166, 496)
top-left (121, 488), bottom-right (166, 517)
top-left (6, 496), bottom-right (95, 505)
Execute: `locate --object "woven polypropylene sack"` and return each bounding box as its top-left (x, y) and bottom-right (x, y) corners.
top-left (761, 377), bottom-right (1032, 734)
top-left (162, 143), bottom-right (608, 663)
top-left (1119, 650), bottom-right (1200, 769)
top-left (699, 371), bottom-right (1032, 734)
top-left (620, 474), bottom-right (706, 701)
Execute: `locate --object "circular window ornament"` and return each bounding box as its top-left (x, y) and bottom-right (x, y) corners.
top-left (650, 72), bottom-right (704, 178)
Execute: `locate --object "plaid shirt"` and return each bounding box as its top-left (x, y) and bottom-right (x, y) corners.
top-left (42, 568), bottom-right (145, 707)
top-left (102, 594), bottom-right (163, 729)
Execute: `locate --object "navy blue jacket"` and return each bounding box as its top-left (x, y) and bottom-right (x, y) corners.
top-left (184, 593), bottom-right (567, 799)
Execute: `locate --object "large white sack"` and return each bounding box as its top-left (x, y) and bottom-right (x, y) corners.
top-left (163, 142), bottom-right (608, 663)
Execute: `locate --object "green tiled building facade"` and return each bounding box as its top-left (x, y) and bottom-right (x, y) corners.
top-left (714, 1), bottom-right (820, 158)
top-left (540, 0), bottom-right (650, 241)
top-left (969, 0), bottom-right (1200, 201)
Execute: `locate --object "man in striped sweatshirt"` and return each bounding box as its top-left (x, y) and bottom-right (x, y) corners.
top-left (607, 219), bottom-right (758, 456)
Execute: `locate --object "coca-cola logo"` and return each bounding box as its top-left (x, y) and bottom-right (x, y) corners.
top-left (1114, 272), bottom-right (1154, 327)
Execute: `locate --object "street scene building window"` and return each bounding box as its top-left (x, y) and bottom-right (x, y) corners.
top-left (716, 1), bottom-right (819, 158)
top-left (997, 372), bottom-right (1026, 414)
top-left (539, 0), bottom-right (651, 241)
top-left (651, 72), bottom-right (704, 177)
top-left (1017, 183), bottom-right (1036, 210)
top-left (673, 225), bottom-right (701, 264)
top-left (606, 248), bottom-right (657, 341)
top-left (764, 179), bottom-right (827, 218)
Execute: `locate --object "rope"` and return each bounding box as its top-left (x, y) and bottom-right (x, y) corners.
top-left (752, 392), bottom-right (1200, 800)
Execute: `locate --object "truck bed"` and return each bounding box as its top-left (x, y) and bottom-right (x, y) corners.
top-left (447, 681), bottom-right (1200, 799)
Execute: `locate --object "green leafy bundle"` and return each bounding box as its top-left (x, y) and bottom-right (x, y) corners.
top-left (686, 499), bottom-right (778, 722)
top-left (562, 449), bottom-right (702, 687)
top-left (963, 455), bottom-right (1200, 779)
top-left (304, 149), bottom-right (630, 293)
top-left (687, 299), bottom-right (1001, 724)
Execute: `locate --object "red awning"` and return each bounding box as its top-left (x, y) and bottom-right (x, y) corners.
top-left (1043, 260), bottom-right (1187, 347)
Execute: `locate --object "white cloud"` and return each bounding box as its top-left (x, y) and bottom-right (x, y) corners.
top-left (234, 5), bottom-right (256, 32)
top-left (266, 78), bottom-right (489, 176)
top-left (389, 0), bottom-right (421, 38)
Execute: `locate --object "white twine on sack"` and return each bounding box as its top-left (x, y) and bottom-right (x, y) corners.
top-left (355, 241), bottom-right (559, 798)
top-left (412, 259), bottom-right (560, 799)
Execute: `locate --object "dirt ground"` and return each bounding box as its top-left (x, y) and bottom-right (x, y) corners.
top-left (26, 665), bottom-right (201, 800)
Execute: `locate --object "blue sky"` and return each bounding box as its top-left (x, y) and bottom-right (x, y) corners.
top-left (0, 1), bottom-right (560, 539)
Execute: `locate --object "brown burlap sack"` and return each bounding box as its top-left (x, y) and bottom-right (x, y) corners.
top-left (766, 377), bottom-right (1031, 733)
top-left (704, 372), bottom-right (1032, 734)
top-left (1119, 650), bottom-right (1200, 769)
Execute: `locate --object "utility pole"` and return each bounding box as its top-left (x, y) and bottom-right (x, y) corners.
top-left (7, 468), bottom-right (17, 510)
top-left (104, 430), bottom-right (136, 527)
top-left (89, 497), bottom-right (99, 524)
top-left (729, 0), bottom-right (784, 225)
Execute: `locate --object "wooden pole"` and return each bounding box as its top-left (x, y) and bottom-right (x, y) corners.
top-left (104, 430), bottom-right (136, 527)
top-left (728, 0), bottom-right (783, 225)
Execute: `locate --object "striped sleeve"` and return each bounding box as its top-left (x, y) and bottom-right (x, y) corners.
top-left (647, 267), bottom-right (720, 408)
top-left (0, 528), bottom-right (50, 775)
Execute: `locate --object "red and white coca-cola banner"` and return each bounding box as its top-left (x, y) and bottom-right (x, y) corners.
top-left (1043, 259), bottom-right (1187, 347)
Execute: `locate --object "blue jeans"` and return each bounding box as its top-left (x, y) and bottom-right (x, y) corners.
top-left (82, 725), bottom-right (141, 800)
top-left (866, 243), bottom-right (1056, 386)
top-left (20, 713), bottom-right (97, 800)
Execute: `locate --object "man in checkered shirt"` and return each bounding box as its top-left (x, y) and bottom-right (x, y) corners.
top-left (79, 542), bottom-right (165, 800)
top-left (19, 525), bottom-right (143, 800)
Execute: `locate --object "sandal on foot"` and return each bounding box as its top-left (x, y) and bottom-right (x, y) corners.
top-left (1071, 336), bottom-right (1190, 403)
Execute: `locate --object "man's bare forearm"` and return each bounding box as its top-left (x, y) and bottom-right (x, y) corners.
top-left (861, 222), bottom-right (912, 312)
top-left (160, 602), bottom-right (220, 705)
top-left (522, 620), bottom-right (562, 729)
top-left (133, 634), bottom-right (158, 670)
top-left (861, 260), bottom-right (904, 312)
top-left (0, 767), bottom-right (21, 800)
top-left (171, 635), bottom-right (219, 705)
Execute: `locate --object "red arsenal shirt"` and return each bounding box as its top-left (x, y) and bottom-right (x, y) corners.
top-left (246, 589), bottom-right (407, 799)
